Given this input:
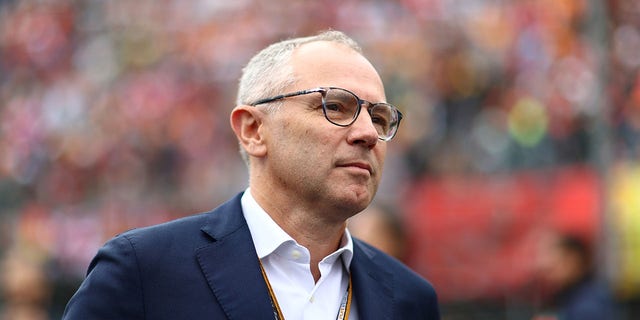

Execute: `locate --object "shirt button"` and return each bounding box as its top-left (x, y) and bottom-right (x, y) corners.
top-left (291, 249), bottom-right (302, 260)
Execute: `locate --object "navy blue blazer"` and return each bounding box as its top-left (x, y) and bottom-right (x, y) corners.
top-left (63, 193), bottom-right (440, 319)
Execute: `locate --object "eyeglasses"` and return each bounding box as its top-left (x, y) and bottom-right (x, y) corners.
top-left (249, 87), bottom-right (403, 141)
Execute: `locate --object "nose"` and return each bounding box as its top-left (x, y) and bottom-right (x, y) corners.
top-left (346, 108), bottom-right (379, 148)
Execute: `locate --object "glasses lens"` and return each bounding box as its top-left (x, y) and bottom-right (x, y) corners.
top-left (321, 88), bottom-right (401, 140)
top-left (370, 104), bottom-right (399, 140)
top-left (322, 88), bottom-right (359, 126)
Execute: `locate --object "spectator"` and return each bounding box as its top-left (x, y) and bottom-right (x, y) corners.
top-left (533, 231), bottom-right (618, 320)
top-left (348, 203), bottom-right (408, 262)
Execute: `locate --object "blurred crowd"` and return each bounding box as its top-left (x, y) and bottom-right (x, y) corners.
top-left (1, 0), bottom-right (639, 318)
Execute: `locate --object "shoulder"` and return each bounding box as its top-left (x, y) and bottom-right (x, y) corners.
top-left (352, 238), bottom-right (437, 296)
top-left (83, 210), bottom-right (217, 280)
top-left (115, 192), bottom-right (246, 250)
top-left (351, 238), bottom-right (440, 318)
top-left (59, 214), bottom-right (218, 319)
top-left (117, 211), bottom-right (213, 247)
top-left (563, 279), bottom-right (617, 318)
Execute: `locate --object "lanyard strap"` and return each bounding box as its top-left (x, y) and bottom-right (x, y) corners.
top-left (335, 274), bottom-right (353, 320)
top-left (258, 261), bottom-right (352, 320)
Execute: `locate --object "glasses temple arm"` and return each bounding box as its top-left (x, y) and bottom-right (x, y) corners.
top-left (250, 88), bottom-right (325, 106)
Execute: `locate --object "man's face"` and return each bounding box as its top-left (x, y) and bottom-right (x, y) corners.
top-left (261, 41), bottom-right (388, 219)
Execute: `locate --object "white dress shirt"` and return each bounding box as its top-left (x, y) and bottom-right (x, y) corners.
top-left (242, 189), bottom-right (358, 319)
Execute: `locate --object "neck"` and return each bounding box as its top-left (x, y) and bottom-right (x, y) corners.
top-left (250, 187), bottom-right (347, 282)
top-left (290, 219), bottom-right (346, 283)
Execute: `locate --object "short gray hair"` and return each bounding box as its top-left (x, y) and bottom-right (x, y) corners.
top-left (236, 30), bottom-right (362, 107)
top-left (235, 30), bottom-right (363, 166)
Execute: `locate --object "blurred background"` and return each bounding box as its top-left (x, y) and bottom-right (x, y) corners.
top-left (0, 0), bottom-right (639, 319)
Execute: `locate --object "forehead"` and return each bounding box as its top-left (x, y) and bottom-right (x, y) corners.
top-left (290, 41), bottom-right (386, 102)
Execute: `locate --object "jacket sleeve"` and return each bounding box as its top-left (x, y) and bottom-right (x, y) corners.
top-left (62, 234), bottom-right (145, 319)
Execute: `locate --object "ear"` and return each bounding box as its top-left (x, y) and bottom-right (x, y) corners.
top-left (230, 105), bottom-right (268, 158)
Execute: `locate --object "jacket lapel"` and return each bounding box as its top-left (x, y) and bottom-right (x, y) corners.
top-left (195, 194), bottom-right (275, 320)
top-left (351, 239), bottom-right (394, 319)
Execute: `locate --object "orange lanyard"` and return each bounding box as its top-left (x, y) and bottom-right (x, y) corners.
top-left (258, 261), bottom-right (352, 320)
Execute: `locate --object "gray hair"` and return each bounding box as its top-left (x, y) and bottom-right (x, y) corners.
top-left (236, 30), bottom-right (362, 107)
top-left (235, 30), bottom-right (363, 165)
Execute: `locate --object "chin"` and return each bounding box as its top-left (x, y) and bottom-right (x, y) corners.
top-left (325, 182), bottom-right (376, 210)
top-left (337, 192), bottom-right (373, 214)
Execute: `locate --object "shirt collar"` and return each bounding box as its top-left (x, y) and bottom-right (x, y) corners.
top-left (241, 188), bottom-right (354, 268)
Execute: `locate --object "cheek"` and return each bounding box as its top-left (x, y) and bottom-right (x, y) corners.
top-left (374, 145), bottom-right (387, 172)
top-left (275, 122), bottom-right (325, 161)
top-left (303, 135), bottom-right (334, 166)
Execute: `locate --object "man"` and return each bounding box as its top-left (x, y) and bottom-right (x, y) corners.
top-left (63, 30), bottom-right (440, 319)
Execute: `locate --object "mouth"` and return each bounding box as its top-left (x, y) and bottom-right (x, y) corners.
top-left (337, 161), bottom-right (373, 175)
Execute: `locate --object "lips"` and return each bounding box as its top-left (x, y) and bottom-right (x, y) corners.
top-left (337, 161), bottom-right (373, 174)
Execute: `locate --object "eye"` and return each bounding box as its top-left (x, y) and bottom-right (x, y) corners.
top-left (371, 114), bottom-right (389, 128)
top-left (324, 101), bottom-right (348, 113)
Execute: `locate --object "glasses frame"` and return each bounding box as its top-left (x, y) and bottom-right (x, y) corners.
top-left (249, 87), bottom-right (403, 141)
